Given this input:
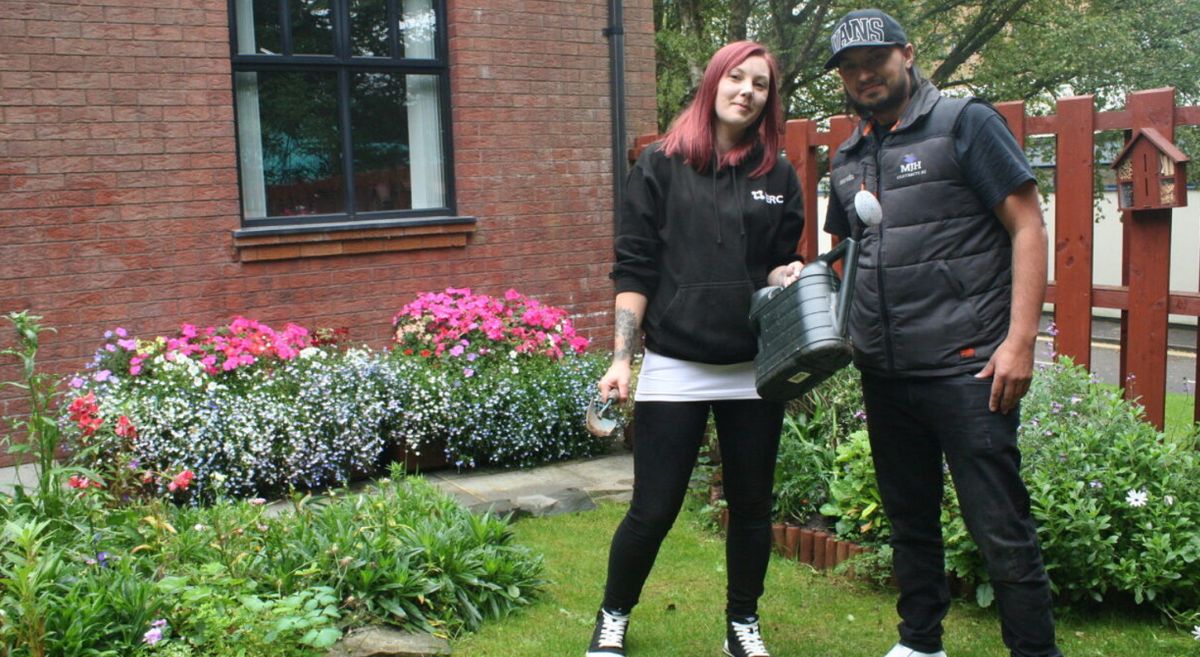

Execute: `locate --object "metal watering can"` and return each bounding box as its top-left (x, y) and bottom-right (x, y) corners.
top-left (749, 190), bottom-right (883, 401)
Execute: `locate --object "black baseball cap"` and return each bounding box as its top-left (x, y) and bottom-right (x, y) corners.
top-left (824, 8), bottom-right (908, 70)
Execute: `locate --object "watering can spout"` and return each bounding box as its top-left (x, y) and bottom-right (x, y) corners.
top-left (835, 189), bottom-right (882, 336)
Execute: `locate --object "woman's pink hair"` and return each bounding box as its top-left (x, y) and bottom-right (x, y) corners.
top-left (660, 41), bottom-right (783, 178)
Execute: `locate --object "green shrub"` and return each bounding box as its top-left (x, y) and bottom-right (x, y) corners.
top-left (820, 429), bottom-right (890, 541)
top-left (773, 367), bottom-right (866, 524)
top-left (798, 356), bottom-right (1200, 624)
top-left (0, 470), bottom-right (545, 655)
top-left (772, 413), bottom-right (835, 524)
top-left (1020, 357), bottom-right (1200, 616)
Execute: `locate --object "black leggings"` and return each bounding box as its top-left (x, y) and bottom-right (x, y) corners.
top-left (601, 399), bottom-right (784, 618)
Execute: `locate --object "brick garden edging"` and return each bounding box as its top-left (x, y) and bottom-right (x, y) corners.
top-left (716, 510), bottom-right (871, 572)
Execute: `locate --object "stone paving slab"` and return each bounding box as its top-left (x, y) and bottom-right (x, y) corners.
top-left (424, 451), bottom-right (634, 517)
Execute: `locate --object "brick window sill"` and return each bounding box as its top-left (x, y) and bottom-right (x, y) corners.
top-left (233, 216), bottom-right (476, 262)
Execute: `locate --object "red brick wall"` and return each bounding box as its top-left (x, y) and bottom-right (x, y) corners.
top-left (0, 0), bottom-right (656, 458)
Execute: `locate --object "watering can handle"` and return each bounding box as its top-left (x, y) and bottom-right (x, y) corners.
top-left (817, 238), bottom-right (851, 266)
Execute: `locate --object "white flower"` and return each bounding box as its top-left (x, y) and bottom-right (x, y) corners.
top-left (1191, 625), bottom-right (1200, 640)
top-left (300, 347), bottom-right (320, 359)
top-left (1164, 495), bottom-right (1175, 506)
top-left (1125, 488), bottom-right (1149, 508)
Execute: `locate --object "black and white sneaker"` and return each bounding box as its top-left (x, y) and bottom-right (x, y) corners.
top-left (723, 615), bottom-right (770, 657)
top-left (586, 608), bottom-right (630, 656)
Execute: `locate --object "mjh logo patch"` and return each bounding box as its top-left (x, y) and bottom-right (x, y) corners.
top-left (896, 153), bottom-right (926, 179)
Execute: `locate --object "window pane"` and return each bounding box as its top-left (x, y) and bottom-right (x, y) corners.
top-left (350, 0), bottom-right (389, 57)
top-left (235, 0), bottom-right (282, 55)
top-left (350, 72), bottom-right (444, 212)
top-left (397, 0), bottom-right (437, 59)
top-left (239, 70), bottom-right (344, 218)
top-left (290, 0), bottom-right (334, 56)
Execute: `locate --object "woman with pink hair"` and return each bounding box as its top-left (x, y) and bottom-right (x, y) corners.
top-left (587, 41), bottom-right (804, 657)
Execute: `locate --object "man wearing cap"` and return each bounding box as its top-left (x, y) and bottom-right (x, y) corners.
top-left (822, 8), bottom-right (1060, 657)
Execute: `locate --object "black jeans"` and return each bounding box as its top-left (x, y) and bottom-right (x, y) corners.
top-left (601, 399), bottom-right (784, 618)
top-left (862, 373), bottom-right (1061, 657)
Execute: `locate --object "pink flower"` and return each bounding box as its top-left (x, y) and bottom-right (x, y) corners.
top-left (168, 470), bottom-right (194, 493)
top-left (115, 415), bottom-right (137, 440)
top-left (143, 619), bottom-right (166, 646)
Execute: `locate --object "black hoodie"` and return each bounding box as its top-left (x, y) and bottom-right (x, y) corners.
top-left (611, 142), bottom-right (804, 364)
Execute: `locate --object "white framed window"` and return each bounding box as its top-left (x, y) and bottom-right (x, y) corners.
top-left (230, 0), bottom-right (451, 227)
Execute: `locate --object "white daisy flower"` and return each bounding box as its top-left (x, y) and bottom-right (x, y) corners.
top-left (1125, 488), bottom-right (1149, 508)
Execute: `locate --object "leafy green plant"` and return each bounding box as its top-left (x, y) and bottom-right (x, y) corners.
top-left (1019, 357), bottom-right (1200, 622)
top-left (772, 412), bottom-right (835, 524)
top-left (0, 465), bottom-right (545, 655)
top-left (819, 430), bottom-right (889, 542)
top-left (1, 312), bottom-right (70, 515)
top-left (0, 519), bottom-right (61, 657)
top-left (772, 367), bottom-right (866, 525)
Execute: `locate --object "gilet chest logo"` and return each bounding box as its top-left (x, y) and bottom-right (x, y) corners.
top-left (896, 153), bottom-right (926, 180)
top-left (751, 189), bottom-right (784, 205)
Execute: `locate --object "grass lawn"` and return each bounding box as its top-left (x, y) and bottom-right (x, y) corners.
top-left (454, 503), bottom-right (1199, 657)
top-left (1166, 389), bottom-right (1197, 439)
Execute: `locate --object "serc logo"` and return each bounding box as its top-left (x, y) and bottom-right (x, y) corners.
top-left (751, 189), bottom-right (784, 205)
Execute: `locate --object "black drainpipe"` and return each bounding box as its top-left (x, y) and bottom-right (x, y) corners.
top-left (603, 0), bottom-right (627, 235)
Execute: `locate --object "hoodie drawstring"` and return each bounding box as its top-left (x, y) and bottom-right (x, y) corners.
top-left (712, 160), bottom-right (748, 245)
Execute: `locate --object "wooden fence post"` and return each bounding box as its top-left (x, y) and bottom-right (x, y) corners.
top-left (1053, 96), bottom-right (1097, 366)
top-left (786, 119), bottom-right (820, 263)
top-left (1122, 88), bottom-right (1177, 430)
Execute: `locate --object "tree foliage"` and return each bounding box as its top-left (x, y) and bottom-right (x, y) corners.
top-left (652, 0), bottom-right (1200, 129)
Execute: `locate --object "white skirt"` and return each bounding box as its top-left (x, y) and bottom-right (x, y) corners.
top-left (634, 348), bottom-right (761, 402)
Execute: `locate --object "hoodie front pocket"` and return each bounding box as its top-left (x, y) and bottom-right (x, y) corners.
top-left (656, 280), bottom-right (757, 361)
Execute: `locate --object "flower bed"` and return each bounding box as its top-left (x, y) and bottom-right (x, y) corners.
top-left (60, 289), bottom-right (608, 503)
top-left (4, 312), bottom-right (549, 656)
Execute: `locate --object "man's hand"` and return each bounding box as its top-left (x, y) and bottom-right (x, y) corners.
top-left (976, 337), bottom-right (1034, 413)
top-left (984, 179), bottom-right (1046, 414)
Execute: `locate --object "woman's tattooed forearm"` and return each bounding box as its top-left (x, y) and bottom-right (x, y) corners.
top-left (614, 308), bottom-right (639, 360)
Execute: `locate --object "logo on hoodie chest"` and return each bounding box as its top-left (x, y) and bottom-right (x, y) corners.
top-left (896, 153), bottom-right (926, 180)
top-left (750, 189), bottom-right (784, 205)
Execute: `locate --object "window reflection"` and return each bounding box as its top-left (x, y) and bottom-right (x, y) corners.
top-left (351, 0), bottom-right (390, 57)
top-left (290, 0), bottom-right (334, 56)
